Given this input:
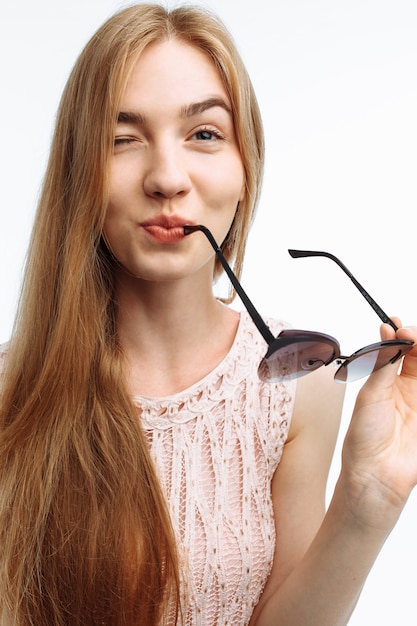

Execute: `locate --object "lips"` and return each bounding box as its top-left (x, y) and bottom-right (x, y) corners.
top-left (140, 215), bottom-right (193, 244)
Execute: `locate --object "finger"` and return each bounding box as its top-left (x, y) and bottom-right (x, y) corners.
top-left (395, 324), bottom-right (417, 344)
top-left (371, 319), bottom-right (417, 388)
top-left (396, 325), bottom-right (417, 379)
top-left (380, 317), bottom-right (402, 341)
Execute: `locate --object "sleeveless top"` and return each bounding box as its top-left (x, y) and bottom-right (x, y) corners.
top-left (0, 312), bottom-right (295, 625)
top-left (134, 312), bottom-right (295, 625)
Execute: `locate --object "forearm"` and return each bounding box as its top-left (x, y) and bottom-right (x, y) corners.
top-left (252, 476), bottom-right (398, 626)
top-left (253, 323), bottom-right (417, 626)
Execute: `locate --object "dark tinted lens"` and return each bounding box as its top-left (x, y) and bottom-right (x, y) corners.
top-left (258, 340), bottom-right (337, 382)
top-left (334, 341), bottom-right (413, 383)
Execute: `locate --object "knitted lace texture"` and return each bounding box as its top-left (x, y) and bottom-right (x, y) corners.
top-left (0, 312), bottom-right (295, 625)
top-left (135, 312), bottom-right (295, 625)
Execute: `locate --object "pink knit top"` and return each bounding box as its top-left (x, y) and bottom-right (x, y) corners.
top-left (0, 312), bottom-right (295, 625)
top-left (135, 312), bottom-right (295, 625)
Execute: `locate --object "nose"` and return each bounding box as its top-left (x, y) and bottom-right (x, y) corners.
top-left (143, 141), bottom-right (192, 200)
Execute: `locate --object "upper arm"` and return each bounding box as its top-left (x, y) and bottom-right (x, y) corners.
top-left (251, 365), bottom-right (345, 619)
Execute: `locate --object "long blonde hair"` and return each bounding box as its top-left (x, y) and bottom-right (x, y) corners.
top-left (0, 4), bottom-right (264, 625)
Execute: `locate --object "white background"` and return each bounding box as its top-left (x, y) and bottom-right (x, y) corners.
top-left (1, 0), bottom-right (416, 622)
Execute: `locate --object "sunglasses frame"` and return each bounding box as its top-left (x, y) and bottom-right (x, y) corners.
top-left (183, 224), bottom-right (413, 383)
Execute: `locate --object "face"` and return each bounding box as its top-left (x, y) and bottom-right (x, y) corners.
top-left (104, 38), bottom-right (245, 284)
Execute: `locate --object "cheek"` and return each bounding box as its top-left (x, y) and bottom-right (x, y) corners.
top-left (101, 212), bottom-right (118, 257)
top-left (102, 201), bottom-right (119, 239)
top-left (105, 179), bottom-right (122, 227)
top-left (227, 155), bottom-right (246, 204)
top-left (208, 154), bottom-right (245, 206)
top-left (108, 155), bottom-right (140, 202)
top-left (108, 162), bottom-right (126, 201)
top-left (105, 161), bottom-right (135, 230)
top-left (101, 196), bottom-right (129, 258)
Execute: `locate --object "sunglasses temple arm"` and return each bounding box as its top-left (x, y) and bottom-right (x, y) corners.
top-left (288, 249), bottom-right (398, 331)
top-left (184, 225), bottom-right (275, 345)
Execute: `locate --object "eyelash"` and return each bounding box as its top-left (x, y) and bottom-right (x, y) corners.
top-left (113, 126), bottom-right (226, 149)
top-left (193, 127), bottom-right (225, 141)
top-left (114, 137), bottom-right (136, 146)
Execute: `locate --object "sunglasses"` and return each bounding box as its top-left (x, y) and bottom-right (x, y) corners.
top-left (183, 224), bottom-right (414, 383)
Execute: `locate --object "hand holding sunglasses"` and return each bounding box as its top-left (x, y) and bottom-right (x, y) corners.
top-left (184, 225), bottom-right (414, 384)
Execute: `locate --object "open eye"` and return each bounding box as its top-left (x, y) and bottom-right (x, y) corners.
top-left (192, 127), bottom-right (225, 141)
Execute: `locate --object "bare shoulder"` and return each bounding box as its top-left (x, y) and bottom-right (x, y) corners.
top-left (289, 363), bottom-right (346, 443)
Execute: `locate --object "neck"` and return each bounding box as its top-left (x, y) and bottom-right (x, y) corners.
top-left (113, 271), bottom-right (240, 396)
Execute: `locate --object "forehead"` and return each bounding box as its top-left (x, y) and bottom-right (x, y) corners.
top-left (120, 38), bottom-right (230, 109)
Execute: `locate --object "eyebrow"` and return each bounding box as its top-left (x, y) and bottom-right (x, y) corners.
top-left (116, 98), bottom-right (232, 126)
top-left (117, 110), bottom-right (145, 125)
top-left (180, 97), bottom-right (232, 118)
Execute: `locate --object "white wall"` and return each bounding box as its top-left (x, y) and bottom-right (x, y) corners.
top-left (2, 0), bottom-right (416, 622)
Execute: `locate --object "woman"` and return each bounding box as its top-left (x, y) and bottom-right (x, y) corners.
top-left (0, 4), bottom-right (416, 625)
